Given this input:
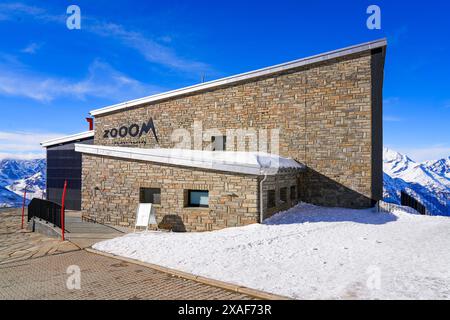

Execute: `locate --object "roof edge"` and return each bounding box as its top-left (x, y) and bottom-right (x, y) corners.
top-left (90, 38), bottom-right (387, 117)
top-left (74, 144), bottom-right (305, 175)
top-left (41, 130), bottom-right (94, 148)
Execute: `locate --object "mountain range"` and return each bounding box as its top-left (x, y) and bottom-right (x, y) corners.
top-left (0, 159), bottom-right (46, 208)
top-left (383, 148), bottom-right (450, 216)
top-left (0, 150), bottom-right (449, 215)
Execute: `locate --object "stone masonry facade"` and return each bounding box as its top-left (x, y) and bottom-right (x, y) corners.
top-left (82, 154), bottom-right (301, 231)
top-left (91, 50), bottom-right (383, 209)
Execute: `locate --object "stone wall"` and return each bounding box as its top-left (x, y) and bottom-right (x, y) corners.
top-left (82, 154), bottom-right (272, 231)
top-left (91, 50), bottom-right (381, 208)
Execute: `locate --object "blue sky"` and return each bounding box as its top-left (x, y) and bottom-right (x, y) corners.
top-left (0, 0), bottom-right (449, 161)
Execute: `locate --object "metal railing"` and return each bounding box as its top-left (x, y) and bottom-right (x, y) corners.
top-left (400, 191), bottom-right (428, 215)
top-left (28, 198), bottom-right (62, 228)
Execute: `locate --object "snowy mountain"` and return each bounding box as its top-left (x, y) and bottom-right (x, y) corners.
top-left (383, 148), bottom-right (450, 216)
top-left (0, 159), bottom-right (46, 208)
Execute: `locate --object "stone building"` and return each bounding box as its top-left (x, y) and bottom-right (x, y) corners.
top-left (42, 39), bottom-right (387, 232)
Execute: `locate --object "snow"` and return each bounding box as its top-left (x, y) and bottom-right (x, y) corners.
top-left (6, 172), bottom-right (45, 200)
top-left (0, 159), bottom-right (46, 207)
top-left (383, 148), bottom-right (450, 216)
top-left (93, 203), bottom-right (450, 299)
top-left (75, 145), bottom-right (304, 175)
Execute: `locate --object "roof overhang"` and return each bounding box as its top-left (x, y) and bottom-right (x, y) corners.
top-left (90, 38), bottom-right (387, 117)
top-left (74, 145), bottom-right (305, 176)
top-left (41, 131), bottom-right (94, 148)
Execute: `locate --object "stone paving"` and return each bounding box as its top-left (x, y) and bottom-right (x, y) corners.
top-left (0, 208), bottom-right (253, 300)
top-left (0, 209), bottom-right (79, 264)
top-left (0, 250), bottom-right (253, 300)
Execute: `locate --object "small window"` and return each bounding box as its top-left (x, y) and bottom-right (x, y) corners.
top-left (211, 136), bottom-right (226, 151)
top-left (140, 188), bottom-right (161, 204)
top-left (280, 187), bottom-right (287, 203)
top-left (188, 190), bottom-right (209, 208)
top-left (290, 186), bottom-right (296, 200)
top-left (267, 190), bottom-right (276, 208)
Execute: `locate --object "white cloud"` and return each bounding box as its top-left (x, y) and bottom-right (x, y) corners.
top-left (89, 22), bottom-right (210, 74)
top-left (0, 131), bottom-right (65, 160)
top-left (0, 58), bottom-right (162, 102)
top-left (0, 2), bottom-right (63, 23)
top-left (21, 42), bottom-right (43, 54)
top-left (1, 2), bottom-right (211, 74)
top-left (390, 145), bottom-right (450, 162)
top-left (384, 115), bottom-right (403, 122)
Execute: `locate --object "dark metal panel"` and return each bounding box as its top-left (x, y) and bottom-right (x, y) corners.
top-left (45, 137), bottom-right (93, 210)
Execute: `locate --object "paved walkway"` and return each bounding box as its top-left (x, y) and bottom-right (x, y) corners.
top-left (64, 211), bottom-right (125, 248)
top-left (0, 250), bottom-right (253, 300)
top-left (0, 209), bottom-right (78, 265)
top-left (0, 209), bottom-right (253, 300)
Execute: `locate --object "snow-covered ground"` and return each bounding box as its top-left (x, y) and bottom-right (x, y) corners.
top-left (93, 203), bottom-right (450, 300)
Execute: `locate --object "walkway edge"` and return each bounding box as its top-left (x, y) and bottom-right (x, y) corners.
top-left (85, 248), bottom-right (291, 300)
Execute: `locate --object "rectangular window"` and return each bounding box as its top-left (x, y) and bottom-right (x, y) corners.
top-left (290, 186), bottom-right (296, 200)
top-left (139, 188), bottom-right (161, 204)
top-left (211, 136), bottom-right (226, 151)
top-left (267, 190), bottom-right (276, 208)
top-left (280, 187), bottom-right (287, 203)
top-left (188, 190), bottom-right (209, 208)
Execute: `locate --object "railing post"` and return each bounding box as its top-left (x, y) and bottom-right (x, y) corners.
top-left (60, 180), bottom-right (68, 241)
top-left (21, 189), bottom-right (27, 229)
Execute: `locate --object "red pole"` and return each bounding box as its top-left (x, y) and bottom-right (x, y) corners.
top-left (21, 189), bottom-right (27, 229)
top-left (60, 180), bottom-right (68, 241)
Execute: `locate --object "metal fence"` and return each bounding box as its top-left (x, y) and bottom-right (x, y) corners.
top-left (379, 190), bottom-right (450, 216)
top-left (400, 191), bottom-right (428, 215)
top-left (28, 198), bottom-right (62, 228)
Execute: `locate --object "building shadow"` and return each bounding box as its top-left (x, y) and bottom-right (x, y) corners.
top-left (264, 167), bottom-right (398, 225)
top-left (265, 205), bottom-right (397, 225)
top-left (299, 167), bottom-right (377, 209)
top-left (158, 215), bottom-right (187, 232)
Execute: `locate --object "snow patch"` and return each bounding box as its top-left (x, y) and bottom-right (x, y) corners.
top-left (93, 203), bottom-right (450, 299)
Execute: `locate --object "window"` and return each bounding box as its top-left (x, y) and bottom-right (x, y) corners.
top-left (267, 190), bottom-right (276, 208)
top-left (187, 190), bottom-right (209, 208)
top-left (211, 136), bottom-right (226, 151)
top-left (140, 188), bottom-right (161, 204)
top-left (290, 186), bottom-right (296, 200)
top-left (280, 187), bottom-right (287, 203)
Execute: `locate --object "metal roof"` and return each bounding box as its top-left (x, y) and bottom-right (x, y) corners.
top-left (40, 130), bottom-right (94, 148)
top-left (75, 144), bottom-right (305, 175)
top-left (90, 38), bottom-right (387, 117)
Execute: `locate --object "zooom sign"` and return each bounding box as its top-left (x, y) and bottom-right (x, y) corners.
top-left (103, 118), bottom-right (159, 143)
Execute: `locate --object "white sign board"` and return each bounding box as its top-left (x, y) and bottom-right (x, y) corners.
top-left (135, 203), bottom-right (157, 231)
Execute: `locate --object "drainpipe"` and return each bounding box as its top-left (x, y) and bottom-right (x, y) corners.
top-left (259, 171), bottom-right (268, 224)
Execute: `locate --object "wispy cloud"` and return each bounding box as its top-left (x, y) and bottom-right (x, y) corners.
top-left (383, 97), bottom-right (400, 107)
top-left (387, 25), bottom-right (408, 46)
top-left (89, 22), bottom-right (210, 74)
top-left (384, 115), bottom-right (403, 122)
top-left (0, 2), bottom-right (63, 23)
top-left (0, 57), bottom-right (162, 102)
top-left (21, 42), bottom-right (43, 54)
top-left (391, 145), bottom-right (450, 162)
top-left (0, 131), bottom-right (65, 160)
top-left (0, 2), bottom-right (211, 74)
